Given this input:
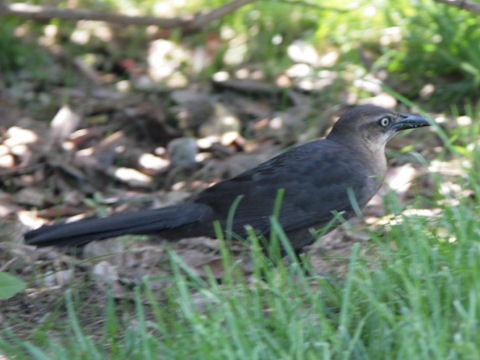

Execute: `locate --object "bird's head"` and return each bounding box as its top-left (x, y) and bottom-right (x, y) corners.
top-left (327, 105), bottom-right (430, 153)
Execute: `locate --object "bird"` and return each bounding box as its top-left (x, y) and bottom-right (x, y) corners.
top-left (24, 105), bottom-right (430, 252)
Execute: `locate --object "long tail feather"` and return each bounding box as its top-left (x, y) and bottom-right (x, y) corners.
top-left (24, 203), bottom-right (209, 247)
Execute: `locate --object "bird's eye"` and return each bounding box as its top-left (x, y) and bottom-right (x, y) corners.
top-left (379, 117), bottom-right (391, 127)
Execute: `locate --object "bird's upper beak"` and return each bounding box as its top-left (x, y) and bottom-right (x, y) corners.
top-left (393, 113), bottom-right (430, 132)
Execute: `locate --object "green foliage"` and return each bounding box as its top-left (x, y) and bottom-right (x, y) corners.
top-left (0, 272), bottom-right (26, 300)
top-left (386, 0), bottom-right (480, 103)
top-left (0, 20), bottom-right (52, 83)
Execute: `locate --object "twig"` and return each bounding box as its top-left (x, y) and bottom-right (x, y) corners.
top-left (213, 78), bottom-right (285, 94)
top-left (0, 0), bottom-right (258, 30)
top-left (434, 0), bottom-right (480, 14)
top-left (0, 164), bottom-right (42, 177)
top-left (0, 257), bottom-right (18, 272)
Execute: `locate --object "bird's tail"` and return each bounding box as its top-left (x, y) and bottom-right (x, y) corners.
top-left (24, 203), bottom-right (210, 247)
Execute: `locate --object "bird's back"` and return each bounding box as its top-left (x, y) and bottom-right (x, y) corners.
top-left (161, 138), bottom-right (383, 249)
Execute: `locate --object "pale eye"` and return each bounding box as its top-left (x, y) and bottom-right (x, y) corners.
top-left (379, 117), bottom-right (391, 127)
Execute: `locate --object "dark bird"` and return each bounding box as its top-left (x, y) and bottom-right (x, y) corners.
top-left (25, 105), bottom-right (430, 251)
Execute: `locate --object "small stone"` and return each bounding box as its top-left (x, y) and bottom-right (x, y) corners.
top-left (167, 137), bottom-right (198, 168)
top-left (92, 261), bottom-right (118, 284)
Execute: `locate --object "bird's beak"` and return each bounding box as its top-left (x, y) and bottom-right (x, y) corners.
top-left (393, 113), bottom-right (430, 132)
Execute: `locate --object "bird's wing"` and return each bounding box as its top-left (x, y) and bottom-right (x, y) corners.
top-left (194, 139), bottom-right (375, 235)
